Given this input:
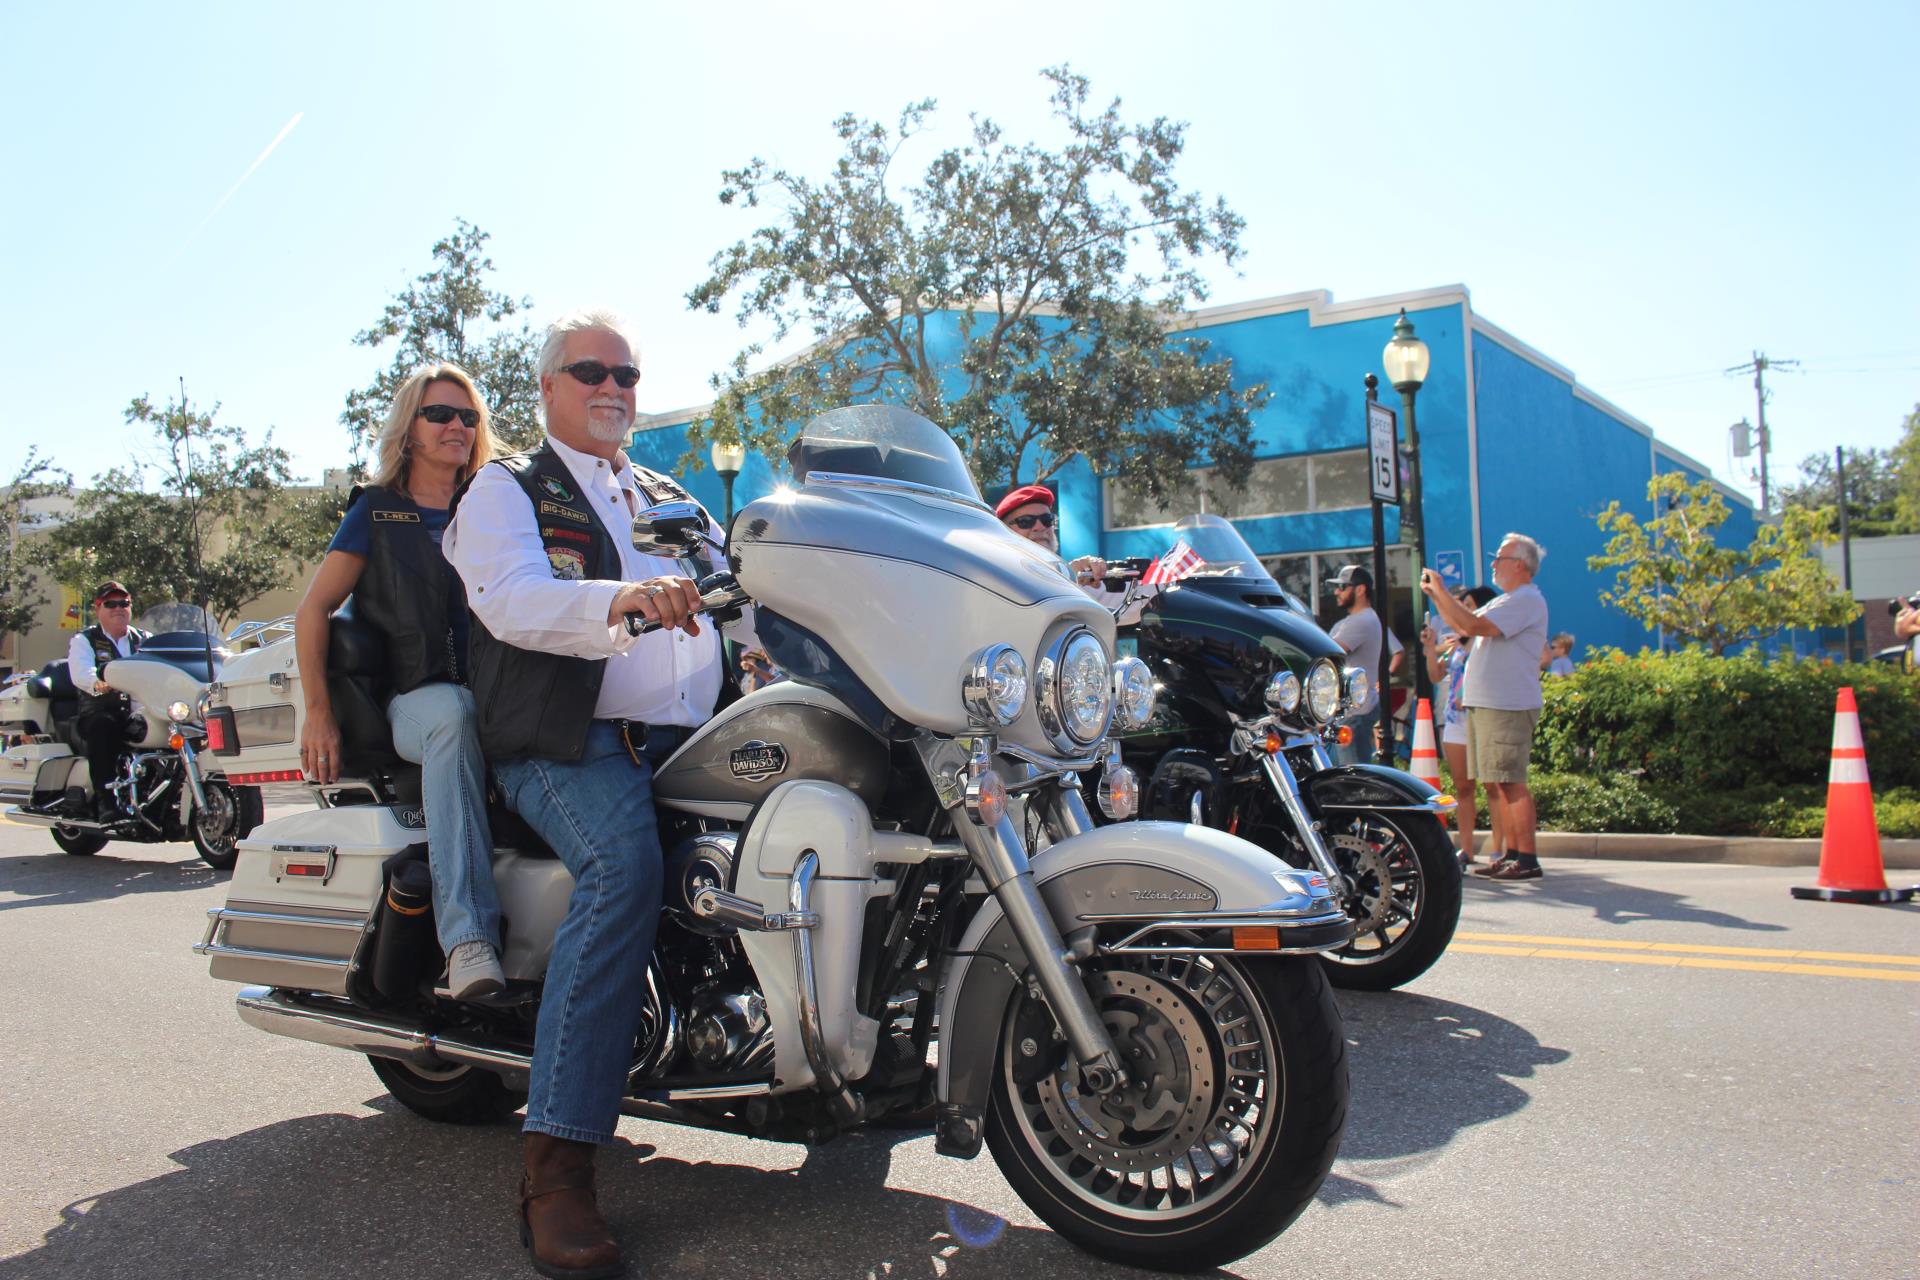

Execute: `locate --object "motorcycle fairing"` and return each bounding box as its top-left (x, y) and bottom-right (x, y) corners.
top-left (931, 820), bottom-right (1350, 1157)
top-left (1302, 763), bottom-right (1452, 812)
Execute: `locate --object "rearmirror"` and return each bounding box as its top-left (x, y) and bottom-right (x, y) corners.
top-left (632, 501), bottom-right (712, 558)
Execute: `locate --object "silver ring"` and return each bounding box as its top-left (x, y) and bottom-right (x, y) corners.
top-left (642, 586), bottom-right (661, 600)
top-left (318, 754), bottom-right (329, 761)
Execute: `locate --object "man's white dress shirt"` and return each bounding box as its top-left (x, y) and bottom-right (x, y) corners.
top-left (445, 435), bottom-right (741, 729)
top-left (68, 630), bottom-right (139, 710)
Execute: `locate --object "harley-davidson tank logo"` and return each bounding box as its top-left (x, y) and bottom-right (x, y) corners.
top-left (728, 740), bottom-right (789, 783)
top-left (547, 548), bottom-right (586, 580)
top-left (538, 475), bottom-right (575, 502)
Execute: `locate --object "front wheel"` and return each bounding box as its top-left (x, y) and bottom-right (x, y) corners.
top-left (368, 1055), bottom-right (526, 1125)
top-left (1315, 810), bottom-right (1462, 992)
top-left (190, 781), bottom-right (263, 871)
top-left (52, 824), bottom-right (107, 856)
top-left (985, 954), bottom-right (1347, 1272)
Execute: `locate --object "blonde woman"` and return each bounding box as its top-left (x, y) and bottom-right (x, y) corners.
top-left (295, 364), bottom-right (508, 999)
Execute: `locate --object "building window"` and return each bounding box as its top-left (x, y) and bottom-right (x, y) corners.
top-left (1103, 449), bottom-right (1371, 530)
top-left (1265, 546), bottom-right (1415, 637)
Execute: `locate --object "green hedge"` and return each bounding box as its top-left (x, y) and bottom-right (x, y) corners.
top-left (1534, 649), bottom-right (1920, 793)
top-left (1517, 774), bottom-right (1920, 839)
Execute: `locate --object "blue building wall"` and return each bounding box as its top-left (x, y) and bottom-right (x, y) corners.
top-left (629, 288), bottom-right (1763, 657)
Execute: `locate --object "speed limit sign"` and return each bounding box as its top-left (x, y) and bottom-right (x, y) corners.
top-left (1368, 400), bottom-right (1400, 504)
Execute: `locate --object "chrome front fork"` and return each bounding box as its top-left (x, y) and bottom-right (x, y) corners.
top-left (1258, 750), bottom-right (1351, 891)
top-left (953, 791), bottom-right (1125, 1093)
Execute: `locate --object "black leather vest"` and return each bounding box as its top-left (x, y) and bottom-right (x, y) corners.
top-left (77, 624), bottom-right (147, 715)
top-left (345, 484), bottom-right (463, 695)
top-left (458, 445), bottom-right (701, 762)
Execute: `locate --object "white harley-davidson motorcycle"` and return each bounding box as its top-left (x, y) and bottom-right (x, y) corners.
top-left (193, 406), bottom-right (1355, 1269)
top-left (0, 612), bottom-right (267, 868)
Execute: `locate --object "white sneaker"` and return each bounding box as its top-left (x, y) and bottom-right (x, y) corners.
top-left (448, 940), bottom-right (504, 1000)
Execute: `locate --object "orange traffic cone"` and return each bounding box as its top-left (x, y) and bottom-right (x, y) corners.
top-left (1792, 687), bottom-right (1916, 904)
top-left (1411, 698), bottom-right (1442, 790)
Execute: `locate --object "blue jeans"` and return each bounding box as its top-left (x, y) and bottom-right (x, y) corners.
top-left (492, 719), bottom-right (684, 1145)
top-left (1336, 705), bottom-right (1382, 767)
top-left (387, 682), bottom-right (499, 955)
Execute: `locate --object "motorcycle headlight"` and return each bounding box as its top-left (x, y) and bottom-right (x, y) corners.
top-left (962, 645), bottom-right (1028, 727)
top-left (1343, 666), bottom-right (1370, 714)
top-left (167, 700), bottom-right (194, 724)
top-left (1264, 670), bottom-right (1301, 715)
top-left (1111, 657), bottom-right (1156, 731)
top-left (1036, 628), bottom-right (1113, 749)
top-left (1305, 658), bottom-right (1343, 724)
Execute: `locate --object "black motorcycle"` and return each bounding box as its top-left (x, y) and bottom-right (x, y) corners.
top-left (1098, 515), bottom-right (1462, 991)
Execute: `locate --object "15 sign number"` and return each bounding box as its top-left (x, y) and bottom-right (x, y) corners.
top-left (1368, 400), bottom-right (1400, 504)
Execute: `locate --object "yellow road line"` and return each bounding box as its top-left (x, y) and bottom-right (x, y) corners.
top-left (1455, 931), bottom-right (1920, 966)
top-left (1451, 942), bottom-right (1920, 982)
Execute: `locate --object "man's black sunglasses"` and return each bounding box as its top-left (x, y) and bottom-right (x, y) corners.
top-left (560, 360), bottom-right (642, 389)
top-left (418, 404), bottom-right (481, 428)
top-left (101, 597), bottom-right (132, 608)
top-left (1010, 513), bottom-right (1055, 530)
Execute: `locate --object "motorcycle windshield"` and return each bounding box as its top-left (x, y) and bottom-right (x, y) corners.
top-left (1165, 515), bottom-right (1309, 607)
top-left (786, 405), bottom-right (986, 507)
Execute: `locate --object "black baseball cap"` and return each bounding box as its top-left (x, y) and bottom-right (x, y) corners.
top-left (1327, 565), bottom-right (1372, 591)
top-left (92, 580), bottom-right (130, 602)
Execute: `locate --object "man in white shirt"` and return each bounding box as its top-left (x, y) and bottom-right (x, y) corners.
top-left (1325, 565), bottom-right (1403, 764)
top-left (1422, 532), bottom-right (1550, 881)
top-left (445, 309), bottom-right (735, 1279)
top-left (67, 580), bottom-right (148, 818)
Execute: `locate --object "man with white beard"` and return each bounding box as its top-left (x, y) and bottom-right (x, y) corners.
top-left (446, 308), bottom-right (734, 1279)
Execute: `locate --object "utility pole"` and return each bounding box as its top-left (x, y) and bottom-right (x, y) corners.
top-left (1726, 351), bottom-right (1798, 517)
top-left (1836, 446), bottom-right (1858, 661)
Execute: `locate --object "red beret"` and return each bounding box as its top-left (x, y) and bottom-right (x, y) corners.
top-left (994, 484), bottom-right (1056, 520)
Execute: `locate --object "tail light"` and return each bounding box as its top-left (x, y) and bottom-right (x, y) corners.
top-left (205, 708), bottom-right (240, 756)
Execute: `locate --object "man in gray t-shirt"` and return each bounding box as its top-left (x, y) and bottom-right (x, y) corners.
top-left (1422, 533), bottom-right (1549, 881)
top-left (1325, 564), bottom-right (1403, 764)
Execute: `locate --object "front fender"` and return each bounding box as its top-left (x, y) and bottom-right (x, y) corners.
top-left (1304, 762), bottom-right (1450, 812)
top-left (932, 820), bottom-right (1346, 1157)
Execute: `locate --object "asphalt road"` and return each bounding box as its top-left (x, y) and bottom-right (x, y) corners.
top-left (2, 814), bottom-right (1915, 1280)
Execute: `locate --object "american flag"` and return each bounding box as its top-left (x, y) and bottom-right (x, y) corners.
top-left (1142, 539), bottom-right (1205, 585)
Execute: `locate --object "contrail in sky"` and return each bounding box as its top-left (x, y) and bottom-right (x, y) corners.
top-left (168, 111), bottom-right (304, 264)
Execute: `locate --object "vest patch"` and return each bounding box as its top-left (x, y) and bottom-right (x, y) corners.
top-left (539, 500), bottom-right (590, 524)
top-left (372, 509), bottom-right (420, 523)
top-left (547, 548), bottom-right (586, 580)
top-left (542, 525), bottom-right (593, 544)
top-left (538, 475), bottom-right (575, 502)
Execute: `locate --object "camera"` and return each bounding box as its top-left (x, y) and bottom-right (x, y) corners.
top-left (1887, 593), bottom-right (1920, 616)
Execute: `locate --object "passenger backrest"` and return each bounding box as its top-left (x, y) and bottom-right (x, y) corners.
top-left (327, 602), bottom-right (400, 769)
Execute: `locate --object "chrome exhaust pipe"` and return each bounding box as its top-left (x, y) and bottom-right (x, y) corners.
top-left (5, 807), bottom-right (112, 832)
top-left (234, 985), bottom-right (532, 1075)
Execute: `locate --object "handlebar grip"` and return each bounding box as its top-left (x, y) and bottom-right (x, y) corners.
top-left (622, 611), bottom-right (663, 637)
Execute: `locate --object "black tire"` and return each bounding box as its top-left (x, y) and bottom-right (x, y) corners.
top-left (368, 1055), bottom-right (526, 1125)
top-left (985, 954), bottom-right (1348, 1272)
top-left (1315, 810), bottom-right (1462, 992)
top-left (190, 781), bottom-right (263, 872)
top-left (51, 824), bottom-right (107, 856)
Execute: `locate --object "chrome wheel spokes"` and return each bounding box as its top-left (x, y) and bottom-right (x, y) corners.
top-left (1328, 816), bottom-right (1421, 961)
top-left (1007, 955), bottom-right (1277, 1222)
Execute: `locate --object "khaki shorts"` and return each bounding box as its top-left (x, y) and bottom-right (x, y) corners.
top-left (1465, 707), bottom-right (1540, 784)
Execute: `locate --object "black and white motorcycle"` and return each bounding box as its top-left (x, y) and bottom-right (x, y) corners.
top-left (194, 407), bottom-right (1355, 1269)
top-left (0, 609), bottom-right (265, 868)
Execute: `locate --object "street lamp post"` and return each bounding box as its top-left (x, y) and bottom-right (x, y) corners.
top-left (710, 438), bottom-right (746, 529)
top-left (1381, 309), bottom-right (1431, 720)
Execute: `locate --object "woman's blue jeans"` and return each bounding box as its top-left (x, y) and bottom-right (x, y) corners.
top-left (386, 682), bottom-right (500, 955)
top-left (491, 720), bottom-right (682, 1145)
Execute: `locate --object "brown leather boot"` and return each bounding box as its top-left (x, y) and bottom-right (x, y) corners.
top-left (519, 1132), bottom-right (626, 1279)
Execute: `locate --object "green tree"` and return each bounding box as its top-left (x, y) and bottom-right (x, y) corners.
top-left (1, 448), bottom-right (72, 641)
top-left (345, 219), bottom-right (544, 459)
top-left (1776, 445), bottom-right (1906, 536)
top-left (1589, 473), bottom-right (1860, 655)
top-left (42, 389), bottom-right (330, 626)
top-left (1891, 402), bottom-right (1920, 534)
top-left (687, 66), bottom-right (1267, 502)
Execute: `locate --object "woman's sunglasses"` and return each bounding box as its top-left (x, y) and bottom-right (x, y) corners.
top-left (1009, 513), bottom-right (1055, 530)
top-left (560, 360), bottom-right (642, 389)
top-left (418, 405), bottom-right (481, 428)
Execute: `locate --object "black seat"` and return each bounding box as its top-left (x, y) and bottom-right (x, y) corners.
top-left (326, 604), bottom-right (403, 774)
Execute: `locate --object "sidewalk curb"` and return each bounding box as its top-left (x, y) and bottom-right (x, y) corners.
top-left (1535, 831), bottom-right (1920, 870)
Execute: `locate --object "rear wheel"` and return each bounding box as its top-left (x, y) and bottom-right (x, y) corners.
top-left (368, 1055), bottom-right (526, 1125)
top-left (51, 824), bottom-right (107, 856)
top-left (985, 953), bottom-right (1347, 1272)
top-left (1314, 810), bottom-right (1461, 992)
top-left (190, 781), bottom-right (262, 871)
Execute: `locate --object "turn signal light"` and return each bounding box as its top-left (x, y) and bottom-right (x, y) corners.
top-left (1335, 726), bottom-right (1354, 747)
top-left (1231, 926), bottom-right (1282, 952)
top-left (167, 732), bottom-right (186, 750)
top-left (1263, 730), bottom-right (1282, 756)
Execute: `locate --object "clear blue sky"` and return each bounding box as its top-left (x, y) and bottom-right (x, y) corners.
top-left (3, 1), bottom-right (1913, 506)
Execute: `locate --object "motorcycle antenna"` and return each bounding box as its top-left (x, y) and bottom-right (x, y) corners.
top-left (178, 376), bottom-right (219, 680)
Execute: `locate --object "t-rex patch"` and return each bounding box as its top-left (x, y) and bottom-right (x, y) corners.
top-left (371, 509), bottom-right (420, 523)
top-left (547, 548), bottom-right (586, 580)
top-left (538, 500), bottom-right (590, 524)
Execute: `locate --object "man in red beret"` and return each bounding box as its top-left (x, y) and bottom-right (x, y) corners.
top-left (995, 484), bottom-right (1059, 552)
